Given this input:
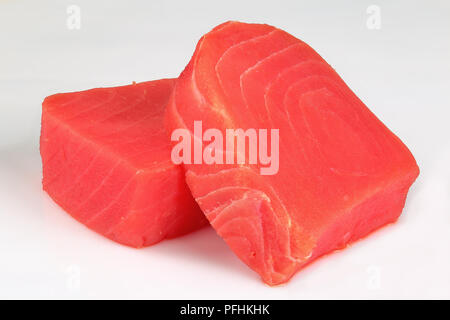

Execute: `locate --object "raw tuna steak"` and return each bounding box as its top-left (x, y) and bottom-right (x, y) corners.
top-left (166, 21), bottom-right (420, 285)
top-left (40, 79), bottom-right (206, 247)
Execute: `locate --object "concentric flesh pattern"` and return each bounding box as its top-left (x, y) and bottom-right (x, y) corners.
top-left (166, 21), bottom-right (419, 285)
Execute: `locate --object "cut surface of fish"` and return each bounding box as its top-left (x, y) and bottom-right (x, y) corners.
top-left (166, 21), bottom-right (420, 285)
top-left (41, 79), bottom-right (207, 248)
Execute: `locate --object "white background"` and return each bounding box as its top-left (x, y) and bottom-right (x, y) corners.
top-left (0, 0), bottom-right (449, 299)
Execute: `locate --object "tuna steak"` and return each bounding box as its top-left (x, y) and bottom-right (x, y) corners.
top-left (166, 21), bottom-right (420, 285)
top-left (40, 79), bottom-right (207, 247)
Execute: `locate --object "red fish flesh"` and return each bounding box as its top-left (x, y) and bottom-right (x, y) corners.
top-left (40, 79), bottom-right (207, 248)
top-left (166, 21), bottom-right (420, 285)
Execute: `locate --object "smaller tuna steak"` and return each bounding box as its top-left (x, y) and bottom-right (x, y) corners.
top-left (40, 79), bottom-right (207, 247)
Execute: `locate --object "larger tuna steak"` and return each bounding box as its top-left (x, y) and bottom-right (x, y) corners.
top-left (40, 79), bottom-right (207, 248)
top-left (166, 21), bottom-right (420, 285)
